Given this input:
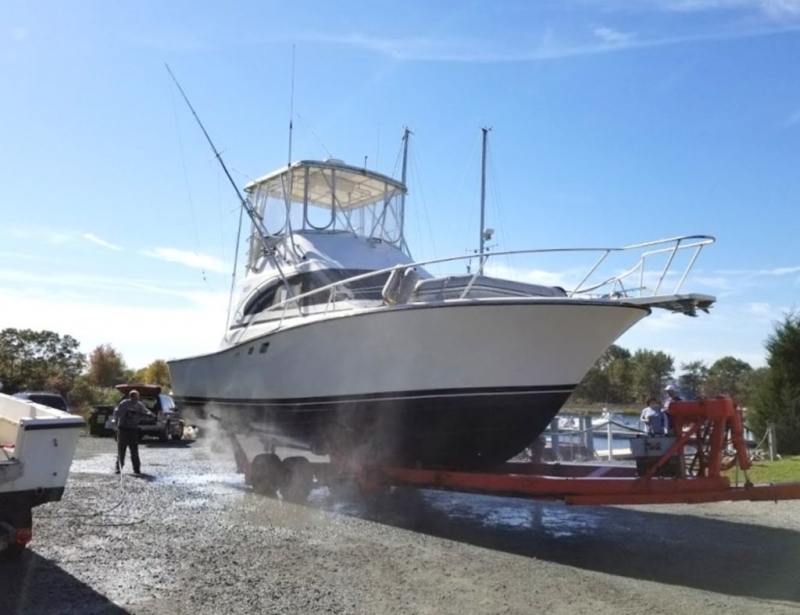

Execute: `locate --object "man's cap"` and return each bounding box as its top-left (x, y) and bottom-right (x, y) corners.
top-left (664, 384), bottom-right (676, 392)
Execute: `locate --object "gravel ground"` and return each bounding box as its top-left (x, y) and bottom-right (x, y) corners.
top-left (3, 435), bottom-right (800, 615)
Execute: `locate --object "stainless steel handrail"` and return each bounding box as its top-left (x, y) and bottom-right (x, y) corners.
top-left (231, 234), bottom-right (715, 341)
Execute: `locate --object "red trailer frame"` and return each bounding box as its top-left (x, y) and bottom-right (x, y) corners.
top-left (227, 396), bottom-right (800, 506)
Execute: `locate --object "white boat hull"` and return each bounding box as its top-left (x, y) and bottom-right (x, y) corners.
top-left (169, 300), bottom-right (649, 467)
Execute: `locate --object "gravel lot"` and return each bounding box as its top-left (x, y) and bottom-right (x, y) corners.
top-left (3, 434), bottom-right (800, 615)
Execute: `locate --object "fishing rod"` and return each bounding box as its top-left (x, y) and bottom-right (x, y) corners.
top-left (163, 63), bottom-right (296, 305)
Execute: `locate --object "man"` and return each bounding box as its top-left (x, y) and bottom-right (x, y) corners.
top-left (662, 384), bottom-right (683, 435)
top-left (664, 384), bottom-right (683, 408)
top-left (640, 397), bottom-right (666, 436)
top-left (113, 390), bottom-right (152, 475)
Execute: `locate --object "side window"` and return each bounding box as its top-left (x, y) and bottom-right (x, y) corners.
top-left (301, 271), bottom-right (332, 306)
top-left (278, 277), bottom-right (303, 305)
top-left (243, 284), bottom-right (279, 316)
top-left (243, 276), bottom-right (303, 316)
top-left (159, 395), bottom-right (175, 411)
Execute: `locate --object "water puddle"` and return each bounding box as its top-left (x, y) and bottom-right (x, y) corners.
top-left (154, 473), bottom-right (246, 495)
top-left (174, 497), bottom-right (211, 509)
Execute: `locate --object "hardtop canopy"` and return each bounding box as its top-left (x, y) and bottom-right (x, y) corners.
top-left (244, 159), bottom-right (407, 211)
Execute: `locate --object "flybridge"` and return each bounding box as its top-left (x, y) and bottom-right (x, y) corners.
top-left (244, 159), bottom-right (407, 211)
top-left (244, 154), bottom-right (412, 260)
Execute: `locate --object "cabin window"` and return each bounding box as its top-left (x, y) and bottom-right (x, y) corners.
top-left (241, 269), bottom-right (394, 318)
top-left (243, 284), bottom-right (279, 316)
top-left (259, 342), bottom-right (269, 354)
top-left (300, 269), bottom-right (391, 305)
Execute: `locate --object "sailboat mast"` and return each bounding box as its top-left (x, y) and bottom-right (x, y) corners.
top-left (479, 126), bottom-right (491, 268)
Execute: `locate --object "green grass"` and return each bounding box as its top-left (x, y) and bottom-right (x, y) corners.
top-left (726, 456), bottom-right (800, 484)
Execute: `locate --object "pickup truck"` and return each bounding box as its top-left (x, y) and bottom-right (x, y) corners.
top-left (91, 384), bottom-right (184, 442)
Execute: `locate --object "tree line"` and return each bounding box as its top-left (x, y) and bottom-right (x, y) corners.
top-left (572, 346), bottom-right (762, 407)
top-left (0, 328), bottom-right (171, 410)
top-left (572, 313), bottom-right (800, 454)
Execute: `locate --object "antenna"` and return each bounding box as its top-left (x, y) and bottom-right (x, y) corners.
top-left (284, 45), bottom-right (299, 253)
top-left (287, 44), bottom-right (296, 169)
top-left (479, 126), bottom-right (491, 264)
top-left (399, 127), bottom-right (412, 252)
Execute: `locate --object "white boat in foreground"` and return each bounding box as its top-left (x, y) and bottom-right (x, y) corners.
top-left (167, 124), bottom-right (716, 470)
top-left (0, 389), bottom-right (84, 556)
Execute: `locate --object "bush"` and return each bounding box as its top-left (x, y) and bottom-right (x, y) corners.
top-left (67, 376), bottom-right (120, 413)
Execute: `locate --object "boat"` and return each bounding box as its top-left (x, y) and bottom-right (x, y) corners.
top-left (591, 409), bottom-right (645, 438)
top-left (166, 117), bottom-right (716, 470)
top-left (0, 387), bottom-right (85, 556)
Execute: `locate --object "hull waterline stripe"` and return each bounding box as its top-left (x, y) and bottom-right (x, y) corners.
top-left (22, 421), bottom-right (86, 431)
top-left (173, 384), bottom-right (578, 408)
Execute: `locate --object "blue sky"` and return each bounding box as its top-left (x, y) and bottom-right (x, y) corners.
top-left (1, 0), bottom-right (799, 371)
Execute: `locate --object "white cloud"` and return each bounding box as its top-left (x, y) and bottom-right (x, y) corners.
top-left (81, 232), bottom-right (122, 251)
top-left (637, 310), bottom-right (686, 331)
top-left (690, 275), bottom-right (733, 291)
top-left (292, 19), bottom-right (800, 63)
top-left (0, 267), bottom-right (231, 367)
top-left (757, 265), bottom-right (800, 275)
top-left (744, 301), bottom-right (792, 322)
top-left (615, 299), bottom-right (785, 368)
top-left (0, 286), bottom-right (229, 368)
top-left (593, 25), bottom-right (636, 44)
top-left (0, 251), bottom-right (60, 264)
top-left (4, 228), bottom-right (74, 244)
top-left (483, 264), bottom-right (579, 288)
top-left (0, 268), bottom-right (211, 300)
top-left (144, 248), bottom-right (228, 273)
top-left (648, 0), bottom-right (800, 17)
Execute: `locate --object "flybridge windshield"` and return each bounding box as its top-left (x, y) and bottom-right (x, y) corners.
top-left (244, 159), bottom-right (407, 249)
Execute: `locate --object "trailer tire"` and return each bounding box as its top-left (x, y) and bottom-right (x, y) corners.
top-left (280, 456), bottom-right (314, 503)
top-left (250, 453), bottom-right (282, 496)
top-left (1, 509), bottom-right (31, 560)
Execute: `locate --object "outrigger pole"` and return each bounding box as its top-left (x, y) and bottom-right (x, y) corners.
top-left (164, 63), bottom-right (296, 304)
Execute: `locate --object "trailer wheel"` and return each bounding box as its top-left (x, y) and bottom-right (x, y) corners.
top-left (1, 509), bottom-right (31, 560)
top-left (280, 456), bottom-right (314, 503)
top-left (250, 453), bottom-right (283, 496)
top-left (171, 424), bottom-right (184, 441)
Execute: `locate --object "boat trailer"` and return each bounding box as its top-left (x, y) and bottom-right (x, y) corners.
top-left (223, 396), bottom-right (800, 506)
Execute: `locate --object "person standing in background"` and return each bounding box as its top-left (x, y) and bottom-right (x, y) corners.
top-left (640, 397), bottom-right (666, 436)
top-left (113, 390), bottom-right (152, 475)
